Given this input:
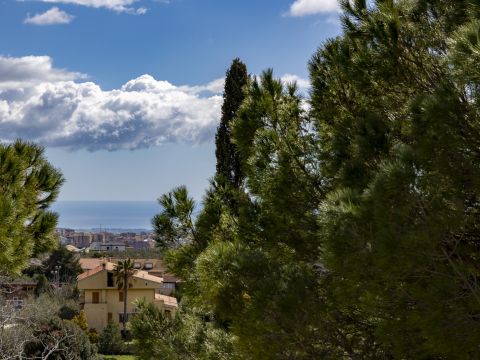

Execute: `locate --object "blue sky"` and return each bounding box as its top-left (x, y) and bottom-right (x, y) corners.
top-left (0, 0), bottom-right (341, 201)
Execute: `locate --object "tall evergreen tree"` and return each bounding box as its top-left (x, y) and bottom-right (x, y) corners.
top-left (215, 58), bottom-right (248, 189)
top-left (308, 0), bottom-right (480, 357)
top-left (151, 1), bottom-right (480, 358)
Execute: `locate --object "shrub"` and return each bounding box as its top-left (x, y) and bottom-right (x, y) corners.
top-left (59, 304), bottom-right (80, 320)
top-left (98, 322), bottom-right (125, 355)
top-left (88, 328), bottom-right (100, 344)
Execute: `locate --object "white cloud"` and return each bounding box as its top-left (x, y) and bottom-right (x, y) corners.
top-left (280, 73), bottom-right (310, 90)
top-left (0, 55), bottom-right (85, 87)
top-left (0, 56), bottom-right (312, 151)
top-left (24, 7), bottom-right (75, 25)
top-left (287, 0), bottom-right (340, 17)
top-left (0, 56), bottom-right (222, 151)
top-left (181, 78), bottom-right (225, 95)
top-left (36, 0), bottom-right (146, 13)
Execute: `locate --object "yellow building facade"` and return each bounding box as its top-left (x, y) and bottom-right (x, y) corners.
top-left (77, 262), bottom-right (177, 332)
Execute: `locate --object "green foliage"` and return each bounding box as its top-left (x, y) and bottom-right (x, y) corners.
top-left (215, 58), bottom-right (248, 190)
top-left (308, 0), bottom-right (480, 357)
top-left (152, 186), bottom-right (198, 251)
top-left (59, 303), bottom-right (80, 320)
top-left (42, 246), bottom-right (83, 282)
top-left (153, 3), bottom-right (480, 357)
top-left (24, 316), bottom-right (98, 360)
top-left (72, 310), bottom-right (89, 331)
top-left (34, 273), bottom-right (50, 297)
top-left (4, 293), bottom-right (99, 359)
top-left (130, 299), bottom-right (237, 360)
top-left (88, 328), bottom-right (99, 344)
top-left (0, 140), bottom-right (64, 275)
top-left (98, 322), bottom-right (125, 355)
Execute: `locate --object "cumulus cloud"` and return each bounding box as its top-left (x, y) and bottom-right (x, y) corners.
top-left (36, 0), bottom-right (147, 14)
top-left (0, 56), bottom-right (85, 88)
top-left (181, 78), bottom-right (225, 95)
top-left (0, 56), bottom-right (312, 151)
top-left (287, 0), bottom-right (340, 17)
top-left (0, 56), bottom-right (222, 151)
top-left (24, 7), bottom-right (75, 25)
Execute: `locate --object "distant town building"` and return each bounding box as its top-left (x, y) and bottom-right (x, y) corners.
top-left (91, 233), bottom-right (105, 243)
top-left (100, 242), bottom-right (127, 252)
top-left (1, 280), bottom-right (37, 309)
top-left (69, 232), bottom-right (93, 248)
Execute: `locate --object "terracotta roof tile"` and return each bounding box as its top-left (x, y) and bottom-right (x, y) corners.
top-left (79, 258), bottom-right (104, 270)
top-left (77, 262), bottom-right (164, 284)
top-left (134, 270), bottom-right (163, 284)
top-left (77, 262), bottom-right (114, 281)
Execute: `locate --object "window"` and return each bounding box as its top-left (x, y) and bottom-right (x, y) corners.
top-left (92, 292), bottom-right (100, 304)
top-left (107, 272), bottom-right (114, 287)
top-left (119, 291), bottom-right (124, 302)
top-left (108, 312), bottom-right (113, 322)
top-left (133, 262), bottom-right (141, 269)
top-left (162, 283), bottom-right (175, 289)
top-left (144, 262), bottom-right (153, 270)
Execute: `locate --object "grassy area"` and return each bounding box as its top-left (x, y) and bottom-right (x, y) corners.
top-left (99, 355), bottom-right (136, 360)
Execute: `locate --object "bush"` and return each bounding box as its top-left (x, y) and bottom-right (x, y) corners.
top-left (71, 310), bottom-right (88, 331)
top-left (88, 328), bottom-right (99, 344)
top-left (34, 274), bottom-right (50, 297)
top-left (23, 317), bottom-right (98, 360)
top-left (59, 304), bottom-right (80, 320)
top-left (98, 322), bottom-right (125, 355)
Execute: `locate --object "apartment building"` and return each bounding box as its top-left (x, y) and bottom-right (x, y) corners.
top-left (77, 261), bottom-right (177, 332)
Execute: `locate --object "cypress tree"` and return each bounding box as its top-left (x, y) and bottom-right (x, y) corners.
top-left (215, 58), bottom-right (248, 189)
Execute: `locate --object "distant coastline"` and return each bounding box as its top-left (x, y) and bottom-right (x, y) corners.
top-left (51, 200), bottom-right (159, 231)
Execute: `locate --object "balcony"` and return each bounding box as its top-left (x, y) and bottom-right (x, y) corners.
top-left (83, 301), bottom-right (108, 304)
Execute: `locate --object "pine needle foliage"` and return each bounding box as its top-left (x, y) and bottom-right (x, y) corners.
top-left (151, 2), bottom-right (480, 357)
top-left (0, 140), bottom-right (64, 275)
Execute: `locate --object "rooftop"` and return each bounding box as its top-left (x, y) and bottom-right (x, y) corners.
top-left (77, 261), bottom-right (164, 285)
top-left (155, 293), bottom-right (178, 307)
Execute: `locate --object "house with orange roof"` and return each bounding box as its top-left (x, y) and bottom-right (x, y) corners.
top-left (79, 257), bottom-right (179, 295)
top-left (77, 261), bottom-right (177, 333)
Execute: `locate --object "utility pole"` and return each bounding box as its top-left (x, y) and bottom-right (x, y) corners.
top-left (51, 265), bottom-right (61, 288)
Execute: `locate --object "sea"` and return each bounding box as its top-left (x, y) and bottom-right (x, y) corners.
top-left (51, 201), bottom-right (159, 232)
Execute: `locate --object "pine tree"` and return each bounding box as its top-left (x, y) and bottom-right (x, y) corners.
top-left (98, 321), bottom-right (124, 355)
top-left (152, 1), bottom-right (480, 358)
top-left (42, 246), bottom-right (83, 282)
top-left (0, 140), bottom-right (64, 275)
top-left (215, 58), bottom-right (248, 189)
top-left (309, 0), bottom-right (480, 357)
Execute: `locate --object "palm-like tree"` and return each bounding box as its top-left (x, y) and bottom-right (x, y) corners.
top-left (114, 258), bottom-right (136, 335)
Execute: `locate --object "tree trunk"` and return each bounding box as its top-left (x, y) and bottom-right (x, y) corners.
top-left (123, 273), bottom-right (128, 336)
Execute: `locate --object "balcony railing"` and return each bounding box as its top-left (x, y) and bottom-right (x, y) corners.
top-left (83, 301), bottom-right (108, 304)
